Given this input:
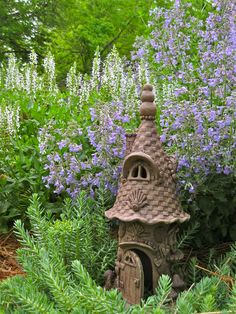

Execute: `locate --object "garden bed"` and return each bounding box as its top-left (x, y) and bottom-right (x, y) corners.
top-left (183, 242), bottom-right (233, 263)
top-left (0, 233), bottom-right (24, 281)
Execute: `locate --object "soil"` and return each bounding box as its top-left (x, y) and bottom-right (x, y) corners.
top-left (0, 232), bottom-right (24, 281)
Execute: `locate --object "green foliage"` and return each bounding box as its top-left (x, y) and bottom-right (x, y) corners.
top-left (20, 192), bottom-right (117, 285)
top-left (0, 132), bottom-right (54, 233)
top-left (177, 221), bottom-right (200, 249)
top-left (0, 1), bottom-right (51, 60)
top-left (185, 257), bottom-right (201, 285)
top-left (71, 260), bottom-right (126, 313)
top-left (0, 0), bottom-right (157, 78)
top-left (228, 283), bottom-right (236, 312)
top-left (0, 192), bottom-right (122, 313)
top-left (175, 276), bottom-right (221, 313)
top-left (0, 276), bottom-right (57, 314)
top-left (2, 193), bottom-right (236, 312)
top-left (0, 86), bottom-right (65, 232)
top-left (181, 174), bottom-right (236, 248)
top-left (127, 275), bottom-right (172, 314)
top-left (46, 0), bottom-right (155, 77)
top-left (152, 275), bottom-right (172, 309)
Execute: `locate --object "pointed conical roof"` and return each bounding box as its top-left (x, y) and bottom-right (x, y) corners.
top-left (105, 84), bottom-right (190, 224)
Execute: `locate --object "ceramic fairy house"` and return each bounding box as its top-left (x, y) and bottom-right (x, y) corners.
top-left (105, 84), bottom-right (190, 304)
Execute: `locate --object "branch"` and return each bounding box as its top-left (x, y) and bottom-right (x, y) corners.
top-left (100, 15), bottom-right (135, 56)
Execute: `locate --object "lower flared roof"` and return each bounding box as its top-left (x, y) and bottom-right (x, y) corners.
top-left (105, 180), bottom-right (190, 224)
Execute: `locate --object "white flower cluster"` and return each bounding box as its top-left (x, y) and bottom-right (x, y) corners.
top-left (3, 52), bottom-right (58, 94)
top-left (5, 55), bottom-right (24, 90)
top-left (66, 62), bottom-right (82, 96)
top-left (66, 47), bottom-right (150, 116)
top-left (43, 53), bottom-right (58, 94)
top-left (24, 51), bottom-right (40, 93)
top-left (1, 49), bottom-right (151, 116)
top-left (0, 105), bottom-right (20, 136)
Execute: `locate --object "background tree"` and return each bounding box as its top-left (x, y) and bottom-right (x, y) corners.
top-left (0, 0), bottom-right (53, 61)
top-left (0, 0), bottom-right (168, 80)
top-left (48, 0), bottom-right (155, 79)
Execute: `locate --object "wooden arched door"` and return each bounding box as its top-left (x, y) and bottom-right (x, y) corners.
top-left (119, 250), bottom-right (144, 304)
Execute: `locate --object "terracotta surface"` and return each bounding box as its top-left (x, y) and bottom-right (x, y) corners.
top-left (105, 84), bottom-right (190, 304)
top-left (106, 84), bottom-right (190, 224)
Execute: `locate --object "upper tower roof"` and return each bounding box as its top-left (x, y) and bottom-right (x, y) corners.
top-left (105, 84), bottom-right (190, 224)
top-left (131, 84), bottom-right (167, 172)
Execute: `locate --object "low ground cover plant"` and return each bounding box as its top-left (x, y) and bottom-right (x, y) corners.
top-left (1, 193), bottom-right (236, 313)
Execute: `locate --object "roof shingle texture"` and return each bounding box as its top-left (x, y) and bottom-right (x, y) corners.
top-left (105, 84), bottom-right (190, 224)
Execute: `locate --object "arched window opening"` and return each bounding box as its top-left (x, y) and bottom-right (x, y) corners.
top-left (128, 163), bottom-right (150, 181)
top-left (140, 166), bottom-right (147, 178)
top-left (132, 166), bottom-right (139, 178)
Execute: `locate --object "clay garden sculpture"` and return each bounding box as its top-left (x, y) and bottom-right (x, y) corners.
top-left (105, 84), bottom-right (190, 304)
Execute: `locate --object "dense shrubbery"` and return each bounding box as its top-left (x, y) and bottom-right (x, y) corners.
top-left (1, 193), bottom-right (236, 313)
top-left (133, 0), bottom-right (235, 186)
top-left (0, 0), bottom-right (235, 247)
top-left (0, 0), bottom-right (235, 311)
top-left (0, 48), bottom-right (146, 233)
top-left (0, 53), bottom-right (65, 232)
top-left (137, 0), bottom-right (236, 246)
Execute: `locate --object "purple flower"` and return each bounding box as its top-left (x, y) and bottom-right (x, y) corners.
top-left (217, 120), bottom-right (225, 129)
top-left (197, 124), bottom-right (203, 135)
top-left (174, 87), bottom-right (188, 97)
top-left (58, 139), bottom-right (68, 150)
top-left (160, 134), bottom-right (166, 142)
top-left (89, 108), bottom-right (96, 122)
top-left (54, 153), bottom-right (61, 162)
top-left (122, 116), bottom-right (130, 123)
top-left (209, 110), bottom-right (216, 122)
top-left (208, 128), bottom-right (214, 137)
top-left (137, 48), bottom-right (145, 58)
top-left (208, 79), bottom-right (217, 87)
top-left (189, 185), bottom-right (195, 193)
top-left (223, 166), bottom-right (231, 175)
top-left (69, 144), bottom-right (83, 153)
top-left (39, 0), bottom-right (235, 200)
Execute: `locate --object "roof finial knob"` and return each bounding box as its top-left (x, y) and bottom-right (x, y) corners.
top-left (140, 84), bottom-right (156, 119)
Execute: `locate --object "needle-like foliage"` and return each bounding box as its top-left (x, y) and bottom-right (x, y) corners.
top-left (2, 192), bottom-right (236, 313)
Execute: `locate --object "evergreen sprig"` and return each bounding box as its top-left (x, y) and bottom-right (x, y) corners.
top-left (177, 221), bottom-right (200, 249)
top-left (0, 192), bottom-right (120, 313)
top-left (72, 260), bottom-right (126, 314)
top-left (2, 193), bottom-right (236, 313)
top-left (0, 276), bottom-right (57, 314)
top-left (129, 275), bottom-right (172, 314)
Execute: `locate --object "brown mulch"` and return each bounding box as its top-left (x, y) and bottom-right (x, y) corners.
top-left (0, 228), bottom-right (233, 282)
top-left (0, 232), bottom-right (25, 281)
top-left (183, 242), bottom-right (233, 264)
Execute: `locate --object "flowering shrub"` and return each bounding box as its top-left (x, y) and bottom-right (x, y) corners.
top-left (1, 3), bottom-right (235, 199)
top-left (0, 105), bottom-right (20, 137)
top-left (130, 0), bottom-right (236, 246)
top-left (0, 52), bottom-right (64, 232)
top-left (0, 1), bottom-right (235, 245)
top-left (2, 52), bottom-right (58, 94)
top-left (0, 50), bottom-right (154, 202)
top-left (133, 0), bottom-right (236, 194)
top-left (39, 49), bottom-right (141, 198)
